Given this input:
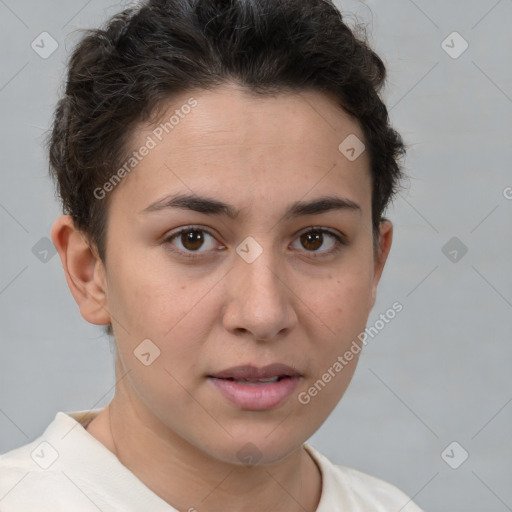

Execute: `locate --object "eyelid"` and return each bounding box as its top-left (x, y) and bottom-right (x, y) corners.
top-left (296, 225), bottom-right (348, 243)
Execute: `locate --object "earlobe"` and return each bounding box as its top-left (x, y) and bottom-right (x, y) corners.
top-left (50, 215), bottom-right (111, 326)
top-left (370, 219), bottom-right (393, 308)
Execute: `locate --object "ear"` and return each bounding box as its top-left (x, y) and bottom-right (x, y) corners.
top-left (369, 219), bottom-right (393, 309)
top-left (50, 215), bottom-right (111, 326)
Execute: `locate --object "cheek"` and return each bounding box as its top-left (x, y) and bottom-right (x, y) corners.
top-left (307, 268), bottom-right (374, 334)
top-left (106, 256), bottom-right (219, 376)
top-left (105, 244), bottom-right (194, 336)
top-left (299, 263), bottom-right (374, 390)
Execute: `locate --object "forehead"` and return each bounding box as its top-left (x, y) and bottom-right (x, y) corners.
top-left (110, 84), bottom-right (371, 218)
top-left (146, 84), bottom-right (366, 149)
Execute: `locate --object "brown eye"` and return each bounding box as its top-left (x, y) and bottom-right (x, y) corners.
top-left (165, 226), bottom-right (220, 257)
top-left (300, 231), bottom-right (324, 251)
top-left (181, 230), bottom-right (205, 251)
top-left (291, 227), bottom-right (346, 257)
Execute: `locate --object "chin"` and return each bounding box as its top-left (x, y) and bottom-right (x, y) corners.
top-left (193, 425), bottom-right (307, 467)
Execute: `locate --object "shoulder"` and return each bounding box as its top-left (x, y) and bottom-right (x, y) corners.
top-left (0, 409), bottom-right (175, 512)
top-left (0, 437), bottom-right (66, 510)
top-left (331, 464), bottom-right (425, 511)
top-left (304, 444), bottom-right (425, 512)
top-left (0, 410), bottom-right (105, 512)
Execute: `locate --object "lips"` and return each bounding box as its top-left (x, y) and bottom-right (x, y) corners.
top-left (209, 363), bottom-right (301, 382)
top-left (208, 364), bottom-right (302, 410)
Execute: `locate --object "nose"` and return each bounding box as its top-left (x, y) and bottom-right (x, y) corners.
top-left (221, 247), bottom-right (298, 342)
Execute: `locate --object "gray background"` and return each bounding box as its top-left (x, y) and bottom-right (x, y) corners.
top-left (1, 1), bottom-right (511, 511)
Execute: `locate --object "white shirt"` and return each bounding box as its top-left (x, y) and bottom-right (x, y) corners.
top-left (0, 410), bottom-right (424, 511)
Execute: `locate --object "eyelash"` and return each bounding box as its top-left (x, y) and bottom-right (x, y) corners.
top-left (163, 225), bottom-right (348, 260)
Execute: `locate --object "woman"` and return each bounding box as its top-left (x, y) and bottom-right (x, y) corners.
top-left (0, 0), bottom-right (423, 510)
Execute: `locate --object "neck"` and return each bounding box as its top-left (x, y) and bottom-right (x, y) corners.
top-left (86, 384), bottom-right (322, 512)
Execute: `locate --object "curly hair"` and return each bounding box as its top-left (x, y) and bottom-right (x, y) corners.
top-left (48, 0), bottom-right (406, 337)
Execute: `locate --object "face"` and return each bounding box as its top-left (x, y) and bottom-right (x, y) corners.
top-left (89, 84), bottom-right (390, 465)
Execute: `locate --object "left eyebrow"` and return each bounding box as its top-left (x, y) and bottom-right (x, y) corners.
top-left (140, 193), bottom-right (361, 220)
